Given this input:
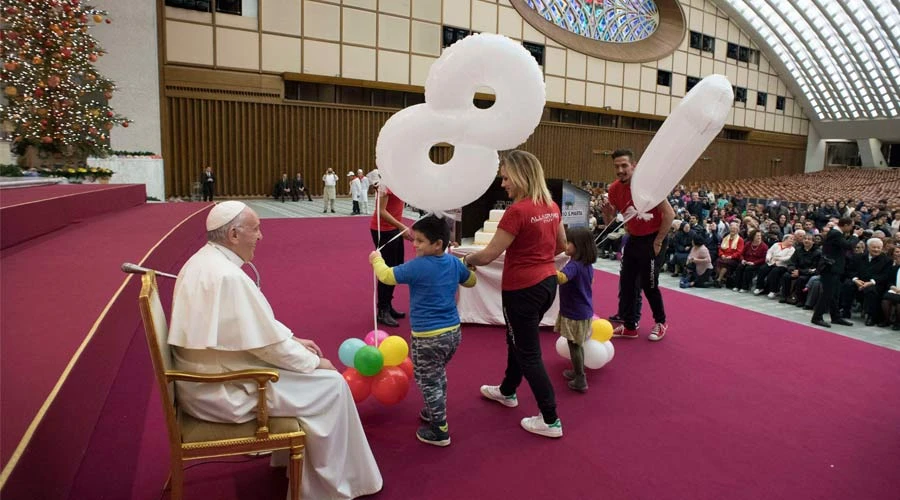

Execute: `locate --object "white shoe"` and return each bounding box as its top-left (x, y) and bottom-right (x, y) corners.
top-left (732, 287), bottom-right (739, 292)
top-left (520, 415), bottom-right (562, 438)
top-left (767, 292), bottom-right (776, 299)
top-left (753, 289), bottom-right (763, 295)
top-left (480, 385), bottom-right (518, 407)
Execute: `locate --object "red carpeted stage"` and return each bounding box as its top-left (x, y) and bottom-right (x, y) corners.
top-left (0, 184), bottom-right (212, 498)
top-left (3, 215), bottom-right (899, 500)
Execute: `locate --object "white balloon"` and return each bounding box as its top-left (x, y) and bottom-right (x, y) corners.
top-left (375, 33), bottom-right (545, 213)
top-left (630, 74), bottom-right (733, 215)
top-left (602, 340), bottom-right (615, 364)
top-left (583, 339), bottom-right (610, 370)
top-left (555, 336), bottom-right (571, 360)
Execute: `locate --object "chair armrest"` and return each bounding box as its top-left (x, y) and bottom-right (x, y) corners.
top-left (166, 369), bottom-right (280, 439)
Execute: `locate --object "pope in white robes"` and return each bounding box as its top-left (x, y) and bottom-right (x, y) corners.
top-left (168, 201), bottom-right (383, 499)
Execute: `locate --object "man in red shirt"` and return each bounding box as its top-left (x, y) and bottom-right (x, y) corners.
top-left (600, 149), bottom-right (676, 341)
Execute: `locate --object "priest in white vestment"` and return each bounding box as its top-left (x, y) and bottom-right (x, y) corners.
top-left (168, 201), bottom-right (383, 499)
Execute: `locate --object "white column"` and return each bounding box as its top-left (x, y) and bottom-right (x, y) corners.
top-left (856, 138), bottom-right (887, 168)
top-left (804, 123), bottom-right (826, 173)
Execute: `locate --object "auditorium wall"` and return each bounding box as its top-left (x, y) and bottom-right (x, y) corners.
top-left (158, 0), bottom-right (809, 198)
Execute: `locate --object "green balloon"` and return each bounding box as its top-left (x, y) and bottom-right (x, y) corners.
top-left (353, 346), bottom-right (384, 376)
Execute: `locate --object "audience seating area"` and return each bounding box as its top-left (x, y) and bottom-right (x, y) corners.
top-left (683, 168), bottom-right (900, 207)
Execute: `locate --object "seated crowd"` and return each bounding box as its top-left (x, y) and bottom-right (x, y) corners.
top-left (587, 184), bottom-right (900, 331)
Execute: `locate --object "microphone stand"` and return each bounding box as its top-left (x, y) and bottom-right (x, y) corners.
top-left (121, 262), bottom-right (178, 280)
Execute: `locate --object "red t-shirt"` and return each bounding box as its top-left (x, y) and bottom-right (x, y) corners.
top-left (370, 188), bottom-right (405, 231)
top-left (497, 199), bottom-right (561, 291)
top-left (607, 180), bottom-right (662, 236)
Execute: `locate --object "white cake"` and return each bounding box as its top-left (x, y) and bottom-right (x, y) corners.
top-left (483, 221), bottom-right (499, 233)
top-left (489, 209), bottom-right (505, 222)
top-left (474, 231), bottom-right (493, 245)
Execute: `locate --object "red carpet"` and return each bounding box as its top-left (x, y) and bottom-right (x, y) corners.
top-left (66, 217), bottom-right (900, 500)
top-left (0, 184), bottom-right (125, 208)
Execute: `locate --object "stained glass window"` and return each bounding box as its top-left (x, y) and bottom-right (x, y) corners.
top-left (524, 0), bottom-right (660, 43)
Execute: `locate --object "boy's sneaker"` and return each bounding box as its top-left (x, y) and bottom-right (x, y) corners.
top-left (480, 385), bottom-right (518, 407)
top-left (608, 314), bottom-right (624, 323)
top-left (419, 408), bottom-right (430, 423)
top-left (416, 424), bottom-right (450, 447)
top-left (612, 324), bottom-right (639, 339)
top-left (520, 416), bottom-right (563, 438)
top-left (648, 322), bottom-right (668, 341)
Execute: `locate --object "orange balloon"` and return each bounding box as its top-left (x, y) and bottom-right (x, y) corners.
top-left (342, 368), bottom-right (371, 403)
top-left (371, 366), bottom-right (409, 405)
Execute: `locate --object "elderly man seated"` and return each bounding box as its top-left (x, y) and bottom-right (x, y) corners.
top-left (779, 233), bottom-right (820, 305)
top-left (839, 238), bottom-right (893, 326)
top-left (168, 201), bottom-right (383, 499)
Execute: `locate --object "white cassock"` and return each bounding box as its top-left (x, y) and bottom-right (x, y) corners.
top-left (168, 243), bottom-right (383, 500)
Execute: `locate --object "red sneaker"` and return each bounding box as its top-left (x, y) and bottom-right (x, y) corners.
top-left (649, 323), bottom-right (668, 342)
top-left (612, 324), bottom-right (639, 338)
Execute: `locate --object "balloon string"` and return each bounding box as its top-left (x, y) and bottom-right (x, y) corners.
top-left (594, 211), bottom-right (636, 249)
top-left (374, 189), bottom-right (381, 343)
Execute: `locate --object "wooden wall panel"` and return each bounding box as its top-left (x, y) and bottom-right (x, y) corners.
top-left (163, 96), bottom-right (806, 198)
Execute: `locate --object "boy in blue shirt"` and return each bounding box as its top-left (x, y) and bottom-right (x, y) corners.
top-left (369, 215), bottom-right (476, 446)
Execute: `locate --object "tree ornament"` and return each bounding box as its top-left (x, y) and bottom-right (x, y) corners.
top-left (121, 121), bottom-right (129, 128)
top-left (105, 18), bottom-right (111, 24)
top-left (47, 75), bottom-right (61, 87)
top-left (88, 54), bottom-right (97, 62)
top-left (3, 61), bottom-right (17, 71)
top-left (4, 86), bottom-right (17, 97)
top-left (41, 136), bottom-right (53, 144)
top-left (32, 56), bottom-right (43, 64)
top-left (92, 14), bottom-right (102, 23)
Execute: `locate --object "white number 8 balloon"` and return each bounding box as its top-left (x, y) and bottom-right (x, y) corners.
top-left (375, 33), bottom-right (546, 213)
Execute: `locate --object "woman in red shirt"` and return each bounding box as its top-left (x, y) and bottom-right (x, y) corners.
top-left (464, 150), bottom-right (567, 438)
top-left (370, 186), bottom-right (414, 327)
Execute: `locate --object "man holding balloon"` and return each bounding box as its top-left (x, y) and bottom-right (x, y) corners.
top-left (600, 149), bottom-right (676, 341)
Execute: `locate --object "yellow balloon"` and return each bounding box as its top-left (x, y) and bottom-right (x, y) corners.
top-left (591, 319), bottom-right (613, 342)
top-left (378, 335), bottom-right (409, 367)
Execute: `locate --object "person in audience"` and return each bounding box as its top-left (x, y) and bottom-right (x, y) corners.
top-left (731, 191), bottom-right (747, 213)
top-left (669, 221), bottom-right (693, 277)
top-left (839, 238), bottom-right (892, 326)
top-left (779, 233), bottom-right (821, 305)
top-left (811, 217), bottom-right (859, 328)
top-left (716, 222), bottom-right (743, 287)
top-left (200, 166), bottom-right (215, 202)
top-left (879, 246), bottom-right (900, 330)
top-left (754, 234), bottom-right (795, 298)
top-left (275, 172), bottom-right (292, 203)
top-left (891, 210), bottom-right (900, 235)
top-left (291, 173), bottom-right (313, 201)
top-left (168, 201), bottom-right (383, 499)
top-left (733, 229), bottom-right (768, 292)
top-left (371, 184), bottom-right (414, 328)
top-left (686, 192), bottom-right (705, 222)
top-left (464, 150), bottom-right (567, 438)
top-left (322, 168), bottom-right (338, 213)
top-left (682, 234), bottom-right (712, 288)
top-left (777, 214), bottom-right (791, 236)
top-left (369, 215), bottom-right (476, 446)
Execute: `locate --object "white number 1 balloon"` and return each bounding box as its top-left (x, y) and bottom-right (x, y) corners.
top-left (375, 33), bottom-right (545, 214)
top-left (630, 74), bottom-right (734, 216)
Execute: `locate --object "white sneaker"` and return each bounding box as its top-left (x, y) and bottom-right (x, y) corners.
top-left (520, 415), bottom-right (562, 438)
top-left (732, 287), bottom-right (739, 292)
top-left (767, 292), bottom-right (776, 299)
top-left (480, 385), bottom-right (518, 407)
top-left (753, 289), bottom-right (763, 295)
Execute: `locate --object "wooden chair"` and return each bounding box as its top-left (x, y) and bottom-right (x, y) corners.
top-left (139, 272), bottom-right (305, 500)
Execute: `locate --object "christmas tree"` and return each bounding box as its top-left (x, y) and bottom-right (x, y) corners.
top-left (1, 0), bottom-right (129, 164)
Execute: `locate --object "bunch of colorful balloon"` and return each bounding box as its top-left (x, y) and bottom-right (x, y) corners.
top-left (339, 330), bottom-right (413, 405)
top-left (555, 316), bottom-right (615, 369)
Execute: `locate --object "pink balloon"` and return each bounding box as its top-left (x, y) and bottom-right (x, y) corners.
top-left (365, 329), bottom-right (389, 346)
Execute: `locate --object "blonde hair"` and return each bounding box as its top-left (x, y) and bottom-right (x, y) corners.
top-left (501, 150), bottom-right (553, 205)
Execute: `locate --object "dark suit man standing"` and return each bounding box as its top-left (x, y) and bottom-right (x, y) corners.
top-left (201, 166), bottom-right (215, 202)
top-left (812, 218), bottom-right (860, 328)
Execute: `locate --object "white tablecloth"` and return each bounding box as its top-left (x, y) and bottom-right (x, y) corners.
top-left (451, 245), bottom-right (569, 326)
